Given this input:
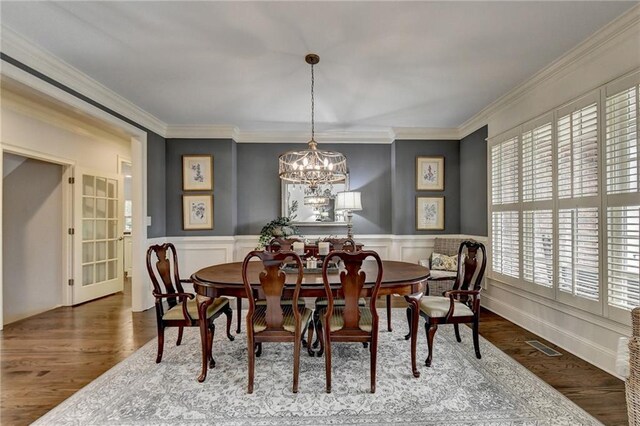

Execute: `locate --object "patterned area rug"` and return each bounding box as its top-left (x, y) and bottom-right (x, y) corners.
top-left (34, 311), bottom-right (600, 425)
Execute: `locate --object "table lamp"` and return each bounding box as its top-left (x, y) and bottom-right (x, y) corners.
top-left (335, 191), bottom-right (362, 238)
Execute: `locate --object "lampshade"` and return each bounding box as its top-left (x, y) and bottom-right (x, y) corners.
top-left (335, 191), bottom-right (362, 211)
top-left (278, 54), bottom-right (348, 187)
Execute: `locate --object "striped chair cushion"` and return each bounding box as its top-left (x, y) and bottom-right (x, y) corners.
top-left (419, 296), bottom-right (473, 318)
top-left (256, 299), bottom-right (305, 307)
top-left (163, 297), bottom-right (228, 321)
top-left (252, 305), bottom-right (312, 333)
top-left (314, 297), bottom-right (366, 308)
top-left (320, 306), bottom-right (374, 332)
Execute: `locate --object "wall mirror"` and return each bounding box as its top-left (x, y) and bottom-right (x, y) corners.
top-left (281, 176), bottom-right (348, 226)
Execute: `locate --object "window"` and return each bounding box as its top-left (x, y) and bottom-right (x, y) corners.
top-left (605, 81), bottom-right (640, 320)
top-left (489, 71), bottom-right (640, 323)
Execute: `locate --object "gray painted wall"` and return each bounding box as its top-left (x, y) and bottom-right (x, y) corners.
top-left (3, 156), bottom-right (63, 324)
top-left (147, 131), bottom-right (166, 238)
top-left (460, 126), bottom-right (488, 236)
top-left (165, 139), bottom-right (236, 236)
top-left (392, 140), bottom-right (460, 235)
top-left (236, 143), bottom-right (392, 235)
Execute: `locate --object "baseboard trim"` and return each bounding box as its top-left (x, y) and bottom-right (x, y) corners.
top-left (482, 294), bottom-right (622, 379)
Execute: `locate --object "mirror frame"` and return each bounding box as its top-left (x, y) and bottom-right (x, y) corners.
top-left (281, 175), bottom-right (349, 227)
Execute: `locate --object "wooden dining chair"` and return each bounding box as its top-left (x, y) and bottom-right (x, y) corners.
top-left (309, 238), bottom-right (366, 356)
top-left (242, 249), bottom-right (312, 393)
top-left (405, 240), bottom-right (486, 367)
top-left (318, 247), bottom-right (383, 393)
top-left (234, 237), bottom-right (305, 335)
top-left (146, 243), bottom-right (234, 365)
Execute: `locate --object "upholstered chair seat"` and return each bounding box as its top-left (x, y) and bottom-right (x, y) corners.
top-left (320, 306), bottom-right (373, 332)
top-left (162, 297), bottom-right (230, 321)
top-left (253, 304), bottom-right (313, 333)
top-left (418, 296), bottom-right (474, 318)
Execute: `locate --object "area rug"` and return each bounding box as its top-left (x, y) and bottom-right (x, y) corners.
top-left (34, 311), bottom-right (600, 425)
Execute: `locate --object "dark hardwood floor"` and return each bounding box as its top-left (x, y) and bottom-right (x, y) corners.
top-left (1, 286), bottom-right (627, 425)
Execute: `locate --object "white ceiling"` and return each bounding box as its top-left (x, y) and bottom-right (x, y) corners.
top-left (0, 1), bottom-right (636, 134)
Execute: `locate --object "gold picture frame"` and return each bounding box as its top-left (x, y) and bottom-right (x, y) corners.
top-left (182, 155), bottom-right (213, 191)
top-left (183, 194), bottom-right (214, 230)
top-left (416, 196), bottom-right (445, 230)
top-left (416, 156), bottom-right (444, 191)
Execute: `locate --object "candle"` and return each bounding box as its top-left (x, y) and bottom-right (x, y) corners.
top-left (318, 241), bottom-right (330, 255)
top-left (293, 242), bottom-right (305, 255)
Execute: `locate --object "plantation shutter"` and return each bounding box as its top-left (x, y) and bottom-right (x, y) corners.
top-left (523, 210), bottom-right (553, 287)
top-left (557, 103), bottom-right (599, 199)
top-left (491, 211), bottom-right (520, 278)
top-left (522, 123), bottom-right (553, 202)
top-left (558, 208), bottom-right (599, 300)
top-left (491, 136), bottom-right (519, 205)
top-left (607, 206), bottom-right (640, 310)
top-left (606, 86), bottom-right (638, 194)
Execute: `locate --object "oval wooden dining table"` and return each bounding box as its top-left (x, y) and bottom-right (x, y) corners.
top-left (191, 260), bottom-right (430, 382)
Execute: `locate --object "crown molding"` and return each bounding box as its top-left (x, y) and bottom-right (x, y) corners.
top-left (232, 129), bottom-right (396, 144)
top-left (164, 125), bottom-right (239, 140)
top-left (458, 3), bottom-right (640, 139)
top-left (392, 127), bottom-right (460, 140)
top-left (0, 25), bottom-right (167, 136)
top-left (166, 126), bottom-right (462, 143)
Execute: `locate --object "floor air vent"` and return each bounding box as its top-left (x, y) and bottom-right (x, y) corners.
top-left (525, 340), bottom-right (562, 357)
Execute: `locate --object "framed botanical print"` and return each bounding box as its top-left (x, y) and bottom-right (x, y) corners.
top-left (183, 194), bottom-right (213, 230)
top-left (416, 156), bottom-right (444, 191)
top-left (183, 155), bottom-right (213, 191)
top-left (416, 196), bottom-right (445, 230)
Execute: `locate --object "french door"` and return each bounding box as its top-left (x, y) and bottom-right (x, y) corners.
top-left (73, 169), bottom-right (124, 304)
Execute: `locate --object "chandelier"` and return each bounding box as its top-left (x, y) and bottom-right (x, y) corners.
top-left (279, 54), bottom-right (347, 187)
top-left (303, 186), bottom-right (333, 207)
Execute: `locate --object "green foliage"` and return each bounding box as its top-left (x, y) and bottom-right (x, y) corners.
top-left (257, 216), bottom-right (300, 249)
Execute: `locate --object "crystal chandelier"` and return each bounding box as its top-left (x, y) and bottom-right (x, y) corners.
top-left (279, 54), bottom-right (347, 187)
top-left (303, 186), bottom-right (333, 207)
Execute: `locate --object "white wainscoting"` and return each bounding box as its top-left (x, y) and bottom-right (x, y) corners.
top-left (160, 234), bottom-right (485, 273)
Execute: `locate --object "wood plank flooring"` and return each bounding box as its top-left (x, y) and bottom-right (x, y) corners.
top-left (1, 288), bottom-right (627, 425)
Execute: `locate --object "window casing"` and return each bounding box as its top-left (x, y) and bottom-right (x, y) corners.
top-left (489, 70), bottom-right (640, 323)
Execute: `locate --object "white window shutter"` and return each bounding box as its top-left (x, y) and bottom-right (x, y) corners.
top-left (523, 123), bottom-right (553, 202)
top-left (558, 208), bottom-right (599, 301)
top-left (523, 210), bottom-right (553, 287)
top-left (558, 103), bottom-right (599, 199)
top-left (606, 86), bottom-right (638, 194)
top-left (608, 206), bottom-right (640, 310)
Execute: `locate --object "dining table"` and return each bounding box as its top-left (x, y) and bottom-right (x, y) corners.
top-left (191, 259), bottom-right (430, 382)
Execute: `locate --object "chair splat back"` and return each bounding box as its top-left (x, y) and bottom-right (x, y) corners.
top-left (242, 250), bottom-right (304, 331)
top-left (452, 240), bottom-right (487, 294)
top-left (146, 243), bottom-right (185, 308)
top-left (322, 249), bottom-right (383, 329)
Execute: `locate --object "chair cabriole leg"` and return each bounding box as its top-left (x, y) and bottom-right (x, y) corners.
top-left (156, 325), bottom-right (165, 363)
top-left (386, 295), bottom-right (392, 332)
top-left (176, 326), bottom-right (184, 346)
top-left (473, 317), bottom-right (481, 359)
top-left (224, 304), bottom-right (235, 341)
top-left (454, 323), bottom-right (461, 343)
top-left (425, 322), bottom-right (437, 367)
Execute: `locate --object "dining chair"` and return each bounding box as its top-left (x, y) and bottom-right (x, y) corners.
top-left (242, 249), bottom-right (312, 393)
top-left (309, 238), bottom-right (367, 356)
top-left (318, 247), bottom-right (384, 393)
top-left (234, 237), bottom-right (305, 335)
top-left (405, 240), bottom-right (487, 367)
top-left (146, 243), bottom-right (234, 365)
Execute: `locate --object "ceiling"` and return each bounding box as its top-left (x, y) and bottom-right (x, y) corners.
top-left (0, 1), bottom-right (636, 134)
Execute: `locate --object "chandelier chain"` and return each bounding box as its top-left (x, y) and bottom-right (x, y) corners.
top-left (311, 62), bottom-right (315, 141)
